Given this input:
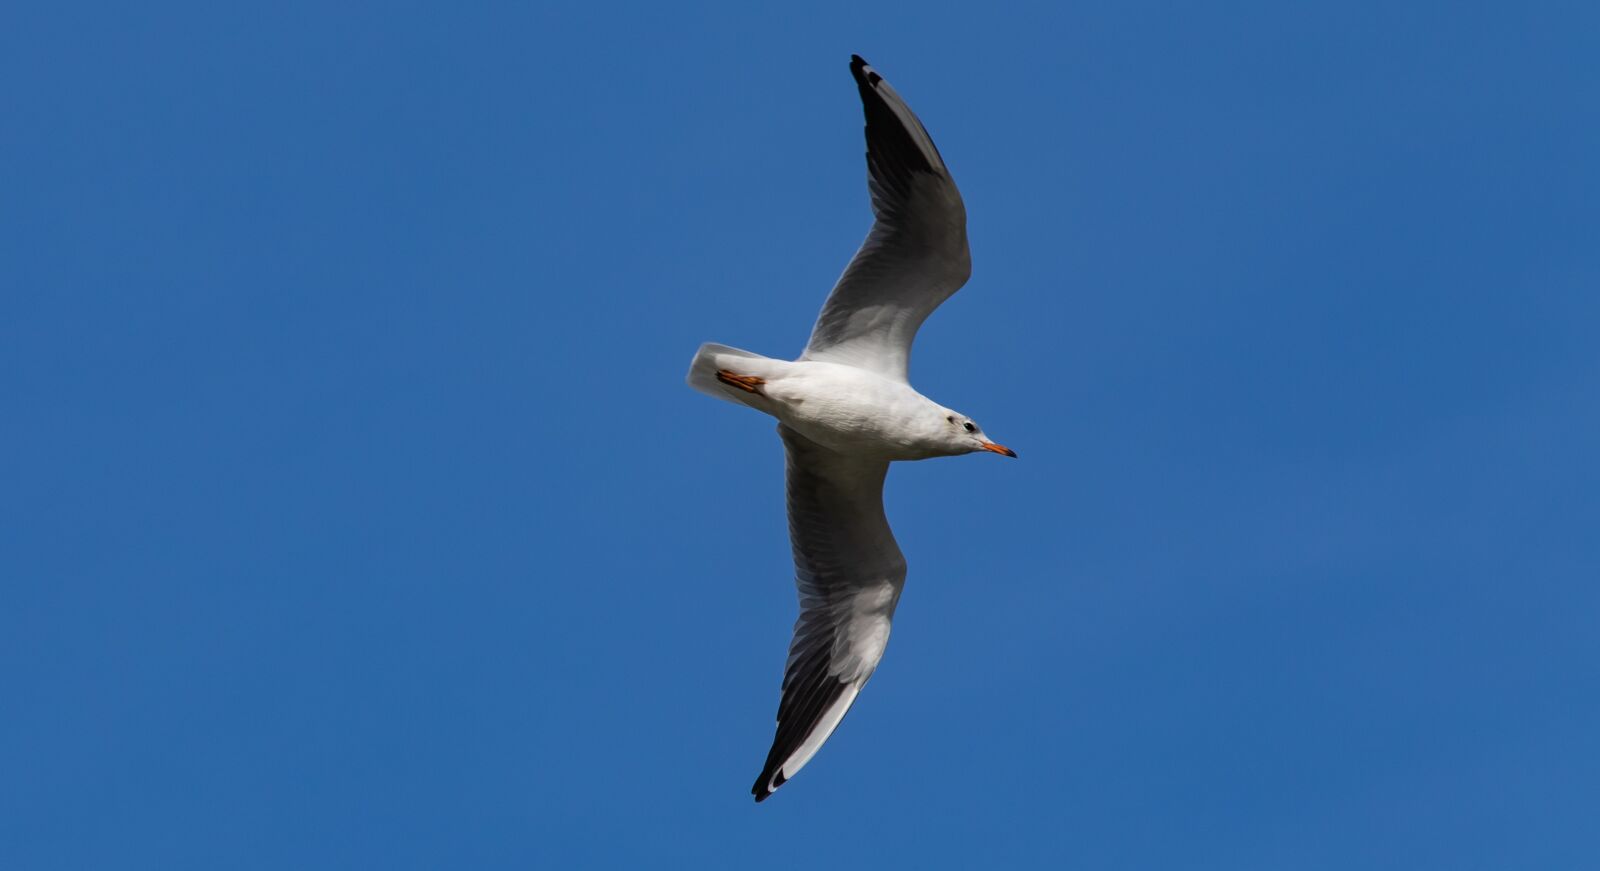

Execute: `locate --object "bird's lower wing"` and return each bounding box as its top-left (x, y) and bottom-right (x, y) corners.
top-left (753, 426), bottom-right (907, 802)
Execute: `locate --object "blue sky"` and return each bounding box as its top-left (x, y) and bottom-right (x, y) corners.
top-left (4, 2), bottom-right (1599, 868)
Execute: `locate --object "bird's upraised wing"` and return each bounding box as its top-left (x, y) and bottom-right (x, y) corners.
top-left (800, 55), bottom-right (971, 383)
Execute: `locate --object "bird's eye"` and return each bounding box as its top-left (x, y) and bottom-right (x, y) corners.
top-left (963, 421), bottom-right (976, 433)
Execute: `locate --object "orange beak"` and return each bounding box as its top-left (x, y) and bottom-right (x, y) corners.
top-left (979, 442), bottom-right (1017, 458)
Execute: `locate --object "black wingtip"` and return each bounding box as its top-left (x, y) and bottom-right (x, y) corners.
top-left (748, 774), bottom-right (774, 803)
top-left (849, 54), bottom-right (881, 86)
top-left (751, 769), bottom-right (786, 803)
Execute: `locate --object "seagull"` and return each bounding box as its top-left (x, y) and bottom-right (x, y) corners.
top-left (687, 55), bottom-right (1014, 802)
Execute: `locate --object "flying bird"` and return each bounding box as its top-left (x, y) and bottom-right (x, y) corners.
top-left (687, 55), bottom-right (1014, 802)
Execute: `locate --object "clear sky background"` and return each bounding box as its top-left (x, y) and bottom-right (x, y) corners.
top-left (4, 2), bottom-right (1599, 868)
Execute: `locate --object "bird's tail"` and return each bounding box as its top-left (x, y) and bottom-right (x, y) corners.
top-left (685, 342), bottom-right (777, 407)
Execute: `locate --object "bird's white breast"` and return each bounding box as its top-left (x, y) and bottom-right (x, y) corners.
top-left (761, 361), bottom-right (942, 459)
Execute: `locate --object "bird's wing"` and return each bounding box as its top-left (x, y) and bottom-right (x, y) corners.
top-left (752, 425), bottom-right (907, 801)
top-left (800, 55), bottom-right (971, 383)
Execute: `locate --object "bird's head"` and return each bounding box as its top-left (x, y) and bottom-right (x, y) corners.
top-left (936, 411), bottom-right (1015, 458)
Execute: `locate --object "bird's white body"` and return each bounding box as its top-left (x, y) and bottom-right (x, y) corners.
top-left (689, 349), bottom-right (955, 460)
